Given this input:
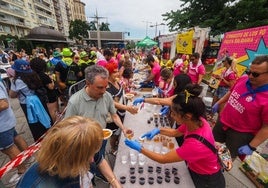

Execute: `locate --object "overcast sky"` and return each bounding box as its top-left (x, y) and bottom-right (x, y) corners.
top-left (81, 0), bottom-right (182, 39)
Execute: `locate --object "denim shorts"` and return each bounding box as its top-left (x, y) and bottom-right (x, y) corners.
top-left (0, 127), bottom-right (18, 150)
top-left (215, 86), bottom-right (229, 98)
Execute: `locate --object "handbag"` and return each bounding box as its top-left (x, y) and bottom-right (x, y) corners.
top-left (185, 134), bottom-right (232, 171)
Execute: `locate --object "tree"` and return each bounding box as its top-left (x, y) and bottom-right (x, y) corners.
top-left (162, 0), bottom-right (268, 36)
top-left (99, 22), bottom-right (110, 31)
top-left (69, 19), bottom-right (90, 41)
top-left (88, 21), bottom-right (97, 30)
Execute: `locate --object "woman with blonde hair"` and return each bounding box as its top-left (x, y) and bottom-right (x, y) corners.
top-left (16, 116), bottom-right (108, 188)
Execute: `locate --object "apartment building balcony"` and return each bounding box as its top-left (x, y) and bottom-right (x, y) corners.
top-left (54, 5), bottom-right (60, 10)
top-left (2, 0), bottom-right (24, 8)
top-left (0, 5), bottom-right (26, 18)
top-left (33, 0), bottom-right (52, 11)
top-left (35, 9), bottom-right (53, 19)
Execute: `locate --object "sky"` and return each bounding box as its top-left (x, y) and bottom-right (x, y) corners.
top-left (81, 0), bottom-right (182, 40)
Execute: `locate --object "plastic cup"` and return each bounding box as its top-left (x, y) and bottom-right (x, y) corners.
top-left (165, 175), bottom-right (171, 183)
top-left (154, 145), bottom-right (161, 153)
top-left (161, 146), bottom-right (169, 154)
top-left (168, 141), bottom-right (175, 150)
top-left (157, 175), bottom-right (163, 184)
top-left (138, 166), bottom-right (144, 174)
top-left (138, 153), bottom-right (146, 166)
top-left (130, 175), bottom-right (136, 184)
top-left (139, 176), bottom-right (146, 185)
top-left (156, 166), bottom-right (162, 174)
top-left (147, 163), bottom-right (154, 173)
top-left (119, 175), bottom-right (126, 184)
top-left (153, 135), bottom-right (160, 142)
top-left (126, 129), bottom-right (134, 139)
top-left (121, 154), bottom-right (128, 164)
top-left (129, 166), bottom-right (136, 175)
top-left (172, 167), bottom-right (178, 175)
top-left (174, 175), bottom-right (180, 184)
top-left (130, 153), bottom-right (137, 165)
top-left (148, 174), bottom-right (154, 185)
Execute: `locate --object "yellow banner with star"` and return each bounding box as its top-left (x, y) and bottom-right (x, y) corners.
top-left (176, 30), bottom-right (194, 54)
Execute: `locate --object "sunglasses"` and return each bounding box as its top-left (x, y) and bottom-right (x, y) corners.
top-left (245, 70), bottom-right (268, 78)
top-left (74, 57), bottom-right (80, 60)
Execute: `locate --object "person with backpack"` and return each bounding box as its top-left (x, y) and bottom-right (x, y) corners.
top-left (54, 48), bottom-right (81, 106)
top-left (30, 57), bottom-right (58, 123)
top-left (79, 51), bottom-right (95, 79)
top-left (9, 59), bottom-right (51, 141)
top-left (125, 84), bottom-right (225, 188)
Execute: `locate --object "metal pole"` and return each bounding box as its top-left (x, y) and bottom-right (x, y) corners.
top-left (97, 20), bottom-right (101, 49)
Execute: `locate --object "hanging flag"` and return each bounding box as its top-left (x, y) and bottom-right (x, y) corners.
top-left (176, 30), bottom-right (194, 54)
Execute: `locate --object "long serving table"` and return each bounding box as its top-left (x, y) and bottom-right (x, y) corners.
top-left (112, 93), bottom-right (195, 188)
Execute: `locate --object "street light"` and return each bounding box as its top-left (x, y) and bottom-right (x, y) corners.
top-left (88, 10), bottom-right (106, 49)
top-left (150, 22), bottom-right (165, 39)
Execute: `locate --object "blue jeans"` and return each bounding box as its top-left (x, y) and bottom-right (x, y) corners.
top-left (90, 140), bottom-right (107, 177)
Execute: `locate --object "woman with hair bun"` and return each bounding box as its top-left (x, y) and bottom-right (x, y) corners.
top-left (16, 116), bottom-right (108, 188)
top-left (125, 84), bottom-right (225, 188)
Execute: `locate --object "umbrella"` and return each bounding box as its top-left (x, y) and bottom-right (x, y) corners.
top-left (136, 36), bottom-right (157, 48)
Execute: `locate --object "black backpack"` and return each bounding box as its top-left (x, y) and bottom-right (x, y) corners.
top-left (35, 87), bottom-right (49, 104)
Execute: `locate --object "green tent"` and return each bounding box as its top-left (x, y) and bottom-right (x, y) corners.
top-left (136, 36), bottom-right (157, 48)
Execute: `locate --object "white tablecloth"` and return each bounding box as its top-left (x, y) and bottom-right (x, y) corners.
top-left (112, 94), bottom-right (195, 188)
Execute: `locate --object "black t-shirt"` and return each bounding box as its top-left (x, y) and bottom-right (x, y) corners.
top-left (38, 72), bottom-right (57, 103)
top-left (54, 62), bottom-right (81, 83)
top-left (106, 82), bottom-right (125, 116)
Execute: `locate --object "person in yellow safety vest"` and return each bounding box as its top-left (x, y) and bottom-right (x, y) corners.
top-left (89, 50), bottom-right (97, 64)
top-left (165, 58), bottom-right (174, 70)
top-left (78, 51), bottom-right (95, 78)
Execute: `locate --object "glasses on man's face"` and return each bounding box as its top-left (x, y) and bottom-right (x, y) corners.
top-left (245, 70), bottom-right (268, 78)
top-left (190, 58), bottom-right (195, 61)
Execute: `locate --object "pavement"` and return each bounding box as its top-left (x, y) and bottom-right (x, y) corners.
top-left (0, 97), bottom-right (266, 187)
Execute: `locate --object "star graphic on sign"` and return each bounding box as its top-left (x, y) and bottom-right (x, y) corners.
top-left (240, 38), bottom-right (268, 68)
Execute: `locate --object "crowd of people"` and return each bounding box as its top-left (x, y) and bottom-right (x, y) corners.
top-left (0, 45), bottom-right (267, 187)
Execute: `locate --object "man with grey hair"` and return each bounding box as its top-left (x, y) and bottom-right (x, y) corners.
top-left (65, 65), bottom-right (127, 185)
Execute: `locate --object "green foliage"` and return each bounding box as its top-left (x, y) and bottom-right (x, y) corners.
top-left (88, 21), bottom-right (97, 30)
top-left (163, 0), bottom-right (268, 36)
top-left (125, 40), bottom-right (136, 50)
top-left (69, 19), bottom-right (90, 40)
top-left (99, 22), bottom-right (110, 31)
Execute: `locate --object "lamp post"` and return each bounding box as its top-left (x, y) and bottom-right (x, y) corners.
top-left (150, 22), bottom-right (165, 39)
top-left (89, 10), bottom-right (106, 49)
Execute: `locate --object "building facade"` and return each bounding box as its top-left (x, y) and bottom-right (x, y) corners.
top-left (0, 0), bottom-right (86, 38)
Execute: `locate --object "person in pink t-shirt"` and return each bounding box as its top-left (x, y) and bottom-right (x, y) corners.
top-left (212, 55), bottom-right (268, 159)
top-left (212, 56), bottom-right (237, 112)
top-left (125, 84), bottom-right (225, 188)
top-left (143, 54), bottom-right (161, 86)
top-left (158, 68), bottom-right (174, 97)
top-left (187, 53), bottom-right (206, 84)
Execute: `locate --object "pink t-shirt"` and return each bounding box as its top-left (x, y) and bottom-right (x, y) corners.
top-left (97, 59), bottom-right (107, 67)
top-left (187, 62), bottom-right (206, 84)
top-left (220, 75), bottom-right (268, 134)
top-left (173, 58), bottom-right (184, 76)
top-left (176, 118), bottom-right (221, 174)
top-left (219, 68), bottom-right (236, 87)
top-left (151, 62), bottom-right (161, 86)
